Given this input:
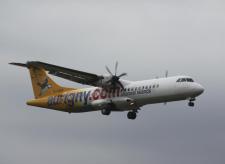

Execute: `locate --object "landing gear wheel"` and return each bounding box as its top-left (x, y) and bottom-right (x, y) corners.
top-left (101, 109), bottom-right (111, 115)
top-left (127, 111), bottom-right (137, 120)
top-left (188, 101), bottom-right (194, 107)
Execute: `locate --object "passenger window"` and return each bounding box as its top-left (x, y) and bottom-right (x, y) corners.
top-left (176, 79), bottom-right (181, 82)
top-left (145, 86), bottom-right (148, 89)
top-left (157, 84), bottom-right (159, 88)
top-left (128, 88), bottom-right (130, 91)
top-left (153, 85), bottom-right (155, 88)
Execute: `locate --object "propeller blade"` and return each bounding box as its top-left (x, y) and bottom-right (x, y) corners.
top-left (105, 66), bottom-right (113, 76)
top-left (117, 80), bottom-right (124, 89)
top-left (104, 62), bottom-right (126, 90)
top-left (115, 61), bottom-right (118, 76)
top-left (106, 79), bottom-right (111, 84)
top-left (118, 73), bottom-right (127, 78)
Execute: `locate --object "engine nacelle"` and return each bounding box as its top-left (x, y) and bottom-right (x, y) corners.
top-left (111, 97), bottom-right (136, 110)
top-left (91, 99), bottom-right (111, 109)
top-left (90, 97), bottom-right (136, 111)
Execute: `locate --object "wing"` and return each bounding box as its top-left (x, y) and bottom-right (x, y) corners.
top-left (11, 61), bottom-right (104, 86)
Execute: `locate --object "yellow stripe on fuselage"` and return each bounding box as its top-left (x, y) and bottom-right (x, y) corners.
top-left (27, 87), bottom-right (123, 113)
top-left (27, 88), bottom-right (91, 113)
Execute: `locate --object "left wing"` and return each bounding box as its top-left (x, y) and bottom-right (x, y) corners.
top-left (11, 61), bottom-right (104, 86)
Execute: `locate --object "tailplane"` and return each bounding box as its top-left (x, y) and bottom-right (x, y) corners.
top-left (10, 62), bottom-right (73, 99)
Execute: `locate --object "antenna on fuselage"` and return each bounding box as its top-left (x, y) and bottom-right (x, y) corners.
top-left (165, 70), bottom-right (168, 78)
top-left (164, 70), bottom-right (168, 105)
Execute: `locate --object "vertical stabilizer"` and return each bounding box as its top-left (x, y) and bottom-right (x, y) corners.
top-left (10, 62), bottom-right (73, 99)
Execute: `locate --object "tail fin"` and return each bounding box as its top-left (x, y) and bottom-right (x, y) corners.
top-left (29, 67), bottom-right (69, 98)
top-left (10, 62), bottom-right (73, 99)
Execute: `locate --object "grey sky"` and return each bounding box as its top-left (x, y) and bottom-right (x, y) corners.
top-left (0, 0), bottom-right (225, 164)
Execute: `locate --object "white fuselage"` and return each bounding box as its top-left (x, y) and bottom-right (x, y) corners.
top-left (74, 75), bottom-right (204, 112)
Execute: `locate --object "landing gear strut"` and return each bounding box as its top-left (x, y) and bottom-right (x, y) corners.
top-left (127, 111), bottom-right (137, 120)
top-left (101, 109), bottom-right (111, 115)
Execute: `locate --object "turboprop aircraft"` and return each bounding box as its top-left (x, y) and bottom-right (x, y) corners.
top-left (10, 61), bottom-right (204, 120)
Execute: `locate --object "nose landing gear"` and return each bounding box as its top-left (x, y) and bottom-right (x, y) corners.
top-left (188, 101), bottom-right (194, 107)
top-left (188, 98), bottom-right (195, 107)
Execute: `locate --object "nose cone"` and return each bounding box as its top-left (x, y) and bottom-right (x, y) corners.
top-left (194, 84), bottom-right (204, 95)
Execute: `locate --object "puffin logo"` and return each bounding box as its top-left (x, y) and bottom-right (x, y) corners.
top-left (37, 78), bottom-right (52, 96)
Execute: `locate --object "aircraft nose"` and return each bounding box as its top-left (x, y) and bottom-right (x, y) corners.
top-left (195, 83), bottom-right (204, 95)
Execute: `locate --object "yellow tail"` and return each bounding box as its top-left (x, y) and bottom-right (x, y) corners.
top-left (29, 67), bottom-right (68, 98)
top-left (10, 62), bottom-right (73, 99)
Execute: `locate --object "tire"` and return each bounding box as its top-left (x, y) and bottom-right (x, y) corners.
top-left (127, 111), bottom-right (137, 120)
top-left (101, 109), bottom-right (111, 115)
top-left (188, 102), bottom-right (194, 107)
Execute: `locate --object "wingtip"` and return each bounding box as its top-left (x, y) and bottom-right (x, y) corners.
top-left (9, 62), bottom-right (28, 67)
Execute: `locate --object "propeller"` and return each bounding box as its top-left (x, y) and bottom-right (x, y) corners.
top-left (105, 61), bottom-right (127, 89)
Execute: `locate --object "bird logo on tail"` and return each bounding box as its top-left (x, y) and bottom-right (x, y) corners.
top-left (37, 78), bottom-right (52, 96)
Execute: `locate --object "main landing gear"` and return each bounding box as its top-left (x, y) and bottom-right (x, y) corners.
top-left (101, 108), bottom-right (139, 120)
top-left (127, 110), bottom-right (137, 120)
top-left (188, 98), bottom-right (195, 107)
top-left (101, 109), bottom-right (111, 115)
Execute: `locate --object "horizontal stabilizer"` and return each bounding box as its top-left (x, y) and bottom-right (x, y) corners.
top-left (9, 62), bottom-right (28, 68)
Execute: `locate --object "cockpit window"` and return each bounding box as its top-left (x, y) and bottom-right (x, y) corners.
top-left (181, 78), bottom-right (186, 82)
top-left (176, 78), bottom-right (194, 82)
top-left (186, 78), bottom-right (194, 82)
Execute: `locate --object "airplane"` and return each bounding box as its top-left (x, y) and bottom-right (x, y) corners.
top-left (10, 61), bottom-right (204, 120)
